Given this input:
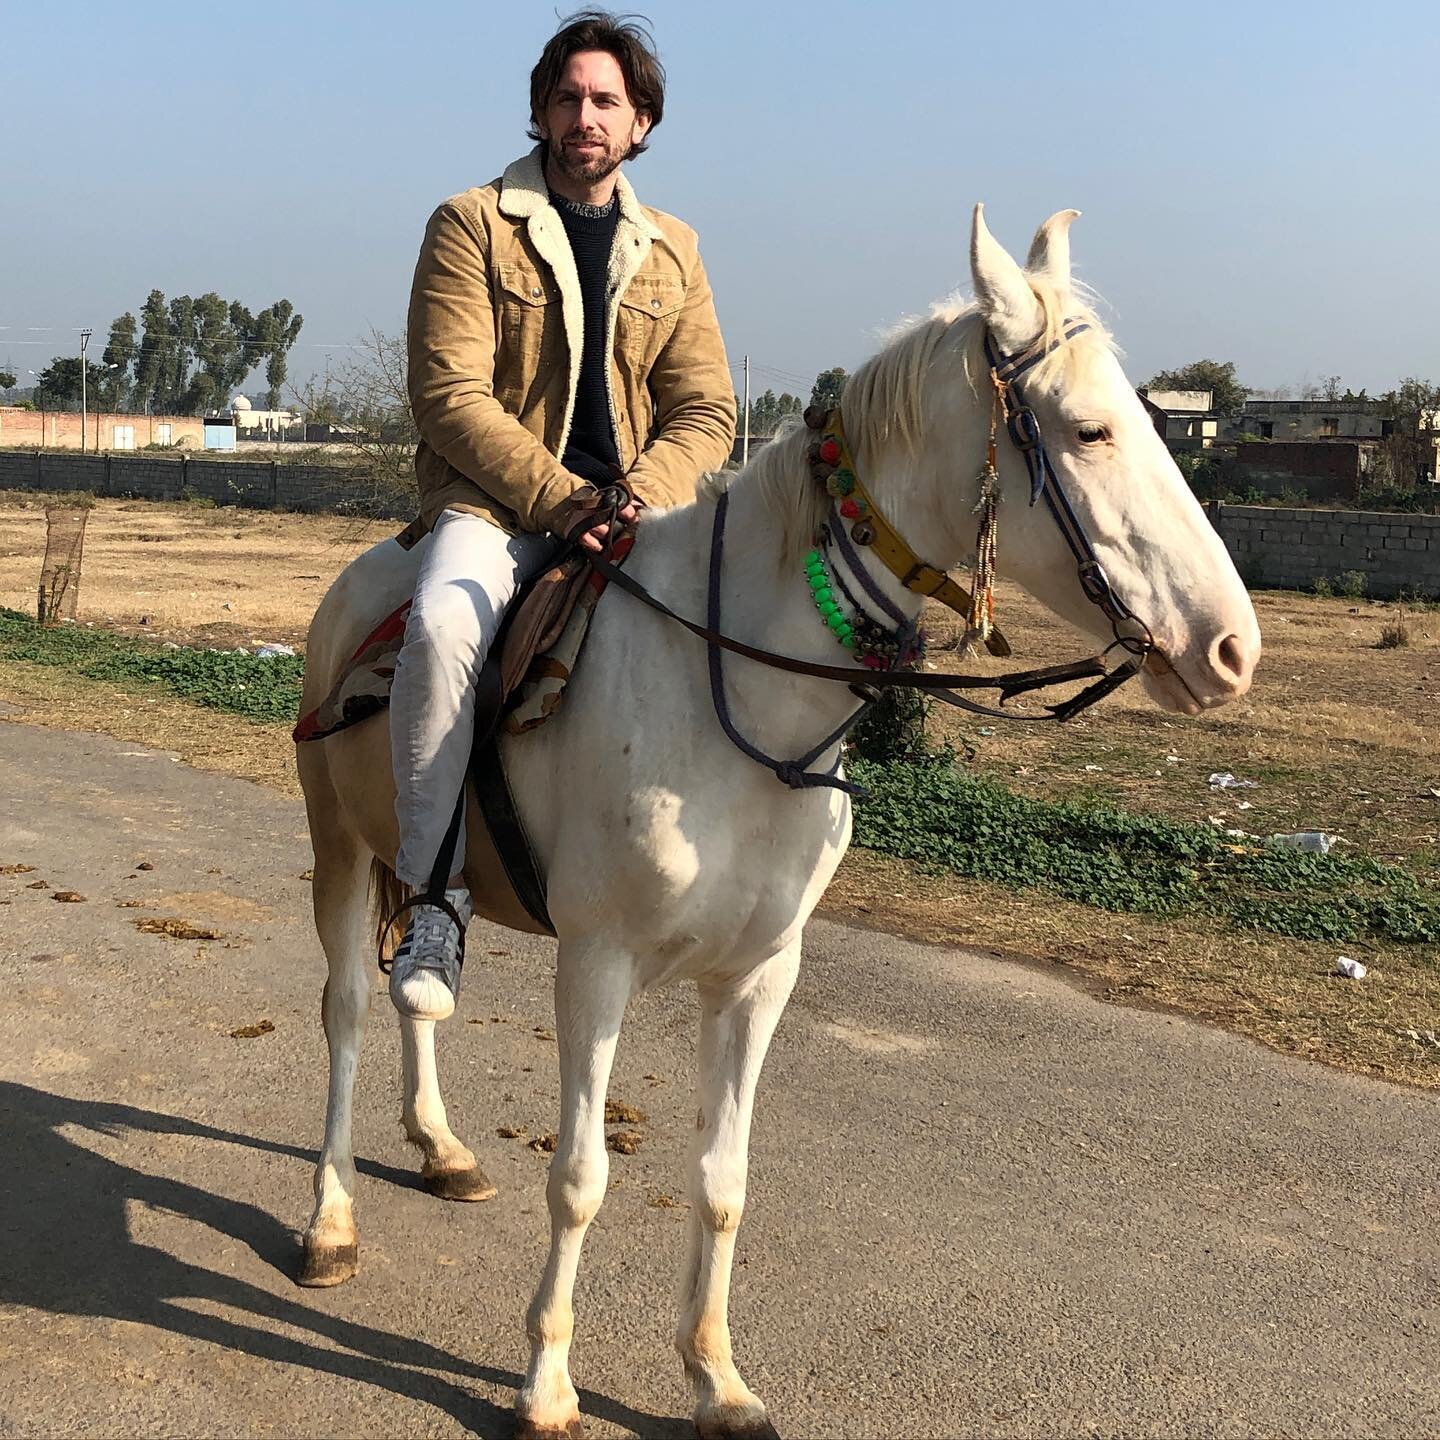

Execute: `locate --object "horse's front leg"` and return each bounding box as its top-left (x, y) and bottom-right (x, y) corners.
top-left (516, 944), bottom-right (633, 1440)
top-left (399, 1015), bottom-right (497, 1201)
top-left (679, 942), bottom-right (799, 1440)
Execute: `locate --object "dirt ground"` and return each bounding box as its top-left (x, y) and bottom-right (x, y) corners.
top-left (2, 493), bottom-right (1437, 1087)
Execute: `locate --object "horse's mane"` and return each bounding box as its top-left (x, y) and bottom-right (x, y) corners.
top-left (707, 275), bottom-right (1116, 561)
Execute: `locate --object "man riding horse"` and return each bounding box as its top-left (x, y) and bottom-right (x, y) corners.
top-left (389, 10), bottom-right (735, 1021)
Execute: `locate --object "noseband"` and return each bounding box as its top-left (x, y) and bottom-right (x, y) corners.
top-left (586, 320), bottom-right (1155, 794)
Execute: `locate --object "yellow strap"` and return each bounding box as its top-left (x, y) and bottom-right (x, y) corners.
top-left (825, 414), bottom-right (1011, 659)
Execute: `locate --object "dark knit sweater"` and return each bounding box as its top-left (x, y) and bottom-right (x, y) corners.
top-left (550, 189), bottom-right (621, 485)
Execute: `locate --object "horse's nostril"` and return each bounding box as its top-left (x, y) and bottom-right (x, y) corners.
top-left (1214, 633), bottom-right (1250, 682)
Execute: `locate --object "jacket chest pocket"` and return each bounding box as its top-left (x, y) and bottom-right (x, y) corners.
top-left (616, 274), bottom-right (685, 370)
top-left (495, 261), bottom-right (560, 383)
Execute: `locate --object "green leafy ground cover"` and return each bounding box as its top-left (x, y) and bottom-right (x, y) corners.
top-left (5, 608), bottom-right (1437, 948)
top-left (849, 756), bottom-right (1440, 945)
top-left (0, 608), bottom-right (302, 724)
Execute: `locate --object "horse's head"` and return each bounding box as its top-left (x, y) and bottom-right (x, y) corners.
top-left (969, 205), bottom-right (1259, 711)
top-left (851, 206), bottom-right (1260, 714)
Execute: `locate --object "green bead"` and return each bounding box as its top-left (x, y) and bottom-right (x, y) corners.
top-left (804, 550), bottom-right (822, 567)
top-left (818, 599), bottom-right (839, 618)
top-left (841, 634), bottom-right (858, 650)
top-left (813, 586), bottom-right (833, 604)
top-left (827, 611), bottom-right (849, 634)
top-left (836, 620), bottom-right (853, 639)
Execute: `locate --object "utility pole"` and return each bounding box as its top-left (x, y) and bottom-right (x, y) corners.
top-left (741, 353), bottom-right (750, 467)
top-left (79, 328), bottom-right (93, 453)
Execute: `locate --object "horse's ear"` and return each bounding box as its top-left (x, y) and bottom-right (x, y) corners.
top-left (971, 204), bottom-right (1042, 351)
top-left (1025, 209), bottom-right (1081, 287)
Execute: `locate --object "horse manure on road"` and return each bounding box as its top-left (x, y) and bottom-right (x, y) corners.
top-left (496, 1125), bottom-right (526, 1140)
top-left (604, 1100), bottom-right (648, 1125)
top-left (607, 1130), bottom-right (643, 1155)
top-left (527, 1133), bottom-right (558, 1154)
top-left (134, 917), bottom-right (224, 941)
top-left (49, 891), bottom-right (85, 903)
top-left (227, 1019), bottom-right (275, 1039)
top-left (0, 863), bottom-right (36, 875)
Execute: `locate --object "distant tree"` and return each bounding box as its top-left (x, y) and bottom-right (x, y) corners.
top-left (1377, 378), bottom-right (1440, 489)
top-left (101, 313), bottom-right (136, 409)
top-left (0, 371), bottom-right (15, 392)
top-left (33, 357), bottom-right (108, 409)
top-left (810, 367), bottom-right (847, 413)
top-left (745, 388), bottom-right (801, 436)
top-left (1143, 359), bottom-right (1247, 417)
top-left (102, 289), bottom-right (303, 416)
top-left (292, 327), bottom-right (417, 498)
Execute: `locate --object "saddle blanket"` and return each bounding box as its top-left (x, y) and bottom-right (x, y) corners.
top-left (292, 534), bottom-right (629, 744)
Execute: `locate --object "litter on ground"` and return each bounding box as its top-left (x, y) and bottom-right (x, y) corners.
top-left (1334, 957), bottom-right (1367, 979)
top-left (1208, 772), bottom-right (1258, 790)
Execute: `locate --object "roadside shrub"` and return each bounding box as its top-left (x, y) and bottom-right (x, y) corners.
top-left (1312, 576), bottom-right (1334, 598)
top-left (1336, 570), bottom-right (1368, 599)
top-left (1378, 623), bottom-right (1411, 649)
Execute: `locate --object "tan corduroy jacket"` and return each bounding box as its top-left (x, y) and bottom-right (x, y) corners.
top-left (407, 147), bottom-right (736, 535)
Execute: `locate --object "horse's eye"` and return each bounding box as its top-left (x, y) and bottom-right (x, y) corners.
top-left (1077, 422), bottom-right (1110, 444)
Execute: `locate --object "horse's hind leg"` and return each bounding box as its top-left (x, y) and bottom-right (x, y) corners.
top-left (400, 1015), bottom-right (497, 1201)
top-left (678, 942), bottom-right (799, 1440)
top-left (298, 822), bottom-right (372, 1287)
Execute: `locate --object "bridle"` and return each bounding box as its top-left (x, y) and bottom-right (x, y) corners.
top-left (586, 320), bottom-right (1156, 795)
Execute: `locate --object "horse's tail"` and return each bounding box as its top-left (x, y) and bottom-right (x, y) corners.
top-left (370, 858), bottom-right (412, 966)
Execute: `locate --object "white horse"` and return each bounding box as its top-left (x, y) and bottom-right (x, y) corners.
top-left (295, 206), bottom-right (1260, 1439)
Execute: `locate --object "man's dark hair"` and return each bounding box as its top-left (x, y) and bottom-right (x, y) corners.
top-left (527, 10), bottom-right (666, 160)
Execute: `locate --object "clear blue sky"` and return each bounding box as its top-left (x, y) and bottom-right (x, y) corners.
top-left (3, 0), bottom-right (1436, 401)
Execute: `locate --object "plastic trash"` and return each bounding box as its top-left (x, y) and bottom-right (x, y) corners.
top-left (1267, 832), bottom-right (1336, 854)
top-left (255, 642), bottom-right (297, 659)
top-left (1334, 957), bottom-right (1367, 979)
top-left (1208, 772), bottom-right (1258, 790)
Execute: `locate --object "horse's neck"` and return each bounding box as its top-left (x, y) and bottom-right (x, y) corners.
top-left (637, 444), bottom-right (928, 765)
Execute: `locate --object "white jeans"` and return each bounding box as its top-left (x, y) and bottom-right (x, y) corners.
top-left (390, 509), bottom-right (561, 888)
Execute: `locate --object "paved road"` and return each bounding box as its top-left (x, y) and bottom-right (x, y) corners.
top-left (0, 721), bottom-right (1437, 1439)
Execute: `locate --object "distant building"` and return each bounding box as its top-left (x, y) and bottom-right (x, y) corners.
top-left (203, 415), bottom-right (237, 451)
top-left (231, 393), bottom-right (302, 438)
top-left (1229, 398), bottom-right (1389, 442)
top-left (1139, 389), bottom-right (1217, 451)
top-left (0, 405), bottom-right (203, 450)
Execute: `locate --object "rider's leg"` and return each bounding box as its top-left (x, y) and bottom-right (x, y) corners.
top-left (388, 508), bottom-right (558, 1020)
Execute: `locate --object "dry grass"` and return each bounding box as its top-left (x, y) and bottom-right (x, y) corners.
top-left (1, 495), bottom-right (1437, 1086)
top-left (0, 491), bottom-right (388, 646)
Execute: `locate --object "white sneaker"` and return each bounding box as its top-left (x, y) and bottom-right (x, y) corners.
top-left (388, 887), bottom-right (472, 1022)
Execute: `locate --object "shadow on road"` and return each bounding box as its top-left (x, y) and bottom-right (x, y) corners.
top-left (0, 1081), bottom-right (691, 1439)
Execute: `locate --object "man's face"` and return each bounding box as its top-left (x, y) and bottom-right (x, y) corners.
top-left (538, 50), bottom-right (651, 186)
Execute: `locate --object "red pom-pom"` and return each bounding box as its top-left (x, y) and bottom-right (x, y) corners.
top-left (862, 653), bottom-right (885, 670)
top-left (839, 497), bottom-right (860, 519)
top-left (818, 439), bottom-right (840, 465)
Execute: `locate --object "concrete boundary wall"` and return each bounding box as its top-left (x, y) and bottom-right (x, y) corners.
top-left (0, 450), bottom-right (410, 519)
top-left (1209, 503), bottom-right (1440, 599)
top-left (2, 452), bottom-right (1437, 598)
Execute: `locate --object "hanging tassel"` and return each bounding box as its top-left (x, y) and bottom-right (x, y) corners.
top-left (962, 464), bottom-right (1000, 656)
top-left (962, 373), bottom-right (1006, 656)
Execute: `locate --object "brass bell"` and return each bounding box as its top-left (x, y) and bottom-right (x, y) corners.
top-left (851, 521), bottom-right (876, 545)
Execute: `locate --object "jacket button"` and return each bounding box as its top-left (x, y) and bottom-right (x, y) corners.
top-left (650, 298), bottom-right (661, 309)
top-left (531, 287), bottom-right (542, 298)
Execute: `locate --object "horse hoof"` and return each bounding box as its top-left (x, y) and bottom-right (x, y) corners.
top-left (514, 1419), bottom-right (586, 1440)
top-left (296, 1240), bottom-right (359, 1288)
top-left (695, 1414), bottom-right (780, 1440)
top-left (422, 1165), bottom-right (498, 1202)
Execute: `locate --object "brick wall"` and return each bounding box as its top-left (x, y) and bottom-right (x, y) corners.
top-left (1210, 503), bottom-right (1440, 598)
top-left (0, 407), bottom-right (205, 451)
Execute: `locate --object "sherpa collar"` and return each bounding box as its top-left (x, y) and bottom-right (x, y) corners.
top-left (498, 145), bottom-right (663, 241)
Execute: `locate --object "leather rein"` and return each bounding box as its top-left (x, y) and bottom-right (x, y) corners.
top-left (586, 321), bottom-right (1155, 793)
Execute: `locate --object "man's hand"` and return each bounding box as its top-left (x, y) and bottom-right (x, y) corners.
top-left (578, 500), bottom-right (640, 552)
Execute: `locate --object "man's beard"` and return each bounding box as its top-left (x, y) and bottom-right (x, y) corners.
top-left (546, 132), bottom-right (626, 185)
